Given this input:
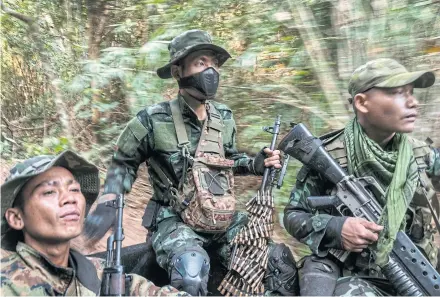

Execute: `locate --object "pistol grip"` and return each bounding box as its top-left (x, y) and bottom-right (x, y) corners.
top-left (307, 196), bottom-right (338, 209)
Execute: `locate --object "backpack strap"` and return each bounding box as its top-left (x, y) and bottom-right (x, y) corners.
top-left (412, 138), bottom-right (440, 233)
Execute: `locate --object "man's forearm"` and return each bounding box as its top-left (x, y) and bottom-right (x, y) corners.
top-left (283, 207), bottom-right (344, 256)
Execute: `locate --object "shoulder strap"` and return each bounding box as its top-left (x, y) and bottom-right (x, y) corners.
top-left (170, 98), bottom-right (189, 147)
top-left (195, 102), bottom-right (225, 157)
top-left (146, 99), bottom-right (188, 192)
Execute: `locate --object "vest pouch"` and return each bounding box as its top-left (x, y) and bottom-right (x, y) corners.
top-left (176, 156), bottom-right (236, 233)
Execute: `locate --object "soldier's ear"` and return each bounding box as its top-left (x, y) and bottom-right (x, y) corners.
top-left (353, 93), bottom-right (368, 114)
top-left (171, 65), bottom-right (181, 80)
top-left (4, 208), bottom-right (24, 231)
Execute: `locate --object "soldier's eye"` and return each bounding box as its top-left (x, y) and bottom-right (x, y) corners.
top-left (70, 188), bottom-right (80, 192)
top-left (43, 190), bottom-right (55, 196)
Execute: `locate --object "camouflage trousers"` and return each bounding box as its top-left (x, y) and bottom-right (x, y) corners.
top-left (151, 211), bottom-right (249, 272)
top-left (299, 255), bottom-right (393, 296)
top-left (333, 277), bottom-right (391, 296)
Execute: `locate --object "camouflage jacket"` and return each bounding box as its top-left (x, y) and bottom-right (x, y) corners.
top-left (284, 131), bottom-right (440, 273)
top-left (103, 95), bottom-right (264, 225)
top-left (0, 242), bottom-right (189, 296)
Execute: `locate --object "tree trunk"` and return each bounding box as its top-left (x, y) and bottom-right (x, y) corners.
top-left (86, 0), bottom-right (111, 125)
top-left (287, 0), bottom-right (350, 128)
top-left (1, 1), bottom-right (75, 147)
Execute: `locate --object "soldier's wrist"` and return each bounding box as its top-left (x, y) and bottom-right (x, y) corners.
top-left (252, 148), bottom-right (267, 175)
top-left (322, 216), bottom-right (348, 250)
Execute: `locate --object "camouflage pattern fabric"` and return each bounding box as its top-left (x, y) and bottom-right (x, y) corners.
top-left (156, 29), bottom-right (231, 79)
top-left (284, 131), bottom-right (440, 272)
top-left (348, 58), bottom-right (435, 97)
top-left (333, 277), bottom-right (388, 296)
top-left (0, 242), bottom-right (189, 296)
top-left (152, 211), bottom-right (249, 271)
top-left (103, 95), bottom-right (265, 225)
top-left (1, 150), bottom-right (100, 235)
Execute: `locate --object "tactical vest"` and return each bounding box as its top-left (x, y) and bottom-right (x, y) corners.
top-left (149, 99), bottom-right (236, 233)
top-left (322, 130), bottom-right (439, 269)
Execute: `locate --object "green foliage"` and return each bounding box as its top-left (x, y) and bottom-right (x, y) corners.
top-left (1, 0), bottom-right (439, 253)
top-left (24, 137), bottom-right (71, 156)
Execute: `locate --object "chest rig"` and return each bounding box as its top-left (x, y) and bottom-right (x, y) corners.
top-left (151, 99), bottom-right (236, 233)
top-left (322, 131), bottom-right (439, 272)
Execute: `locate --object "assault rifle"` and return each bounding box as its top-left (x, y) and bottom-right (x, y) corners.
top-left (100, 194), bottom-right (132, 296)
top-left (278, 123), bottom-right (440, 296)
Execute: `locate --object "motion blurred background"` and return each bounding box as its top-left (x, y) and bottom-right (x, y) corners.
top-left (1, 0), bottom-right (439, 256)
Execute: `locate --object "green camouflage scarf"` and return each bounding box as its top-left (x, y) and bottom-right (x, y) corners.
top-left (344, 118), bottom-right (419, 266)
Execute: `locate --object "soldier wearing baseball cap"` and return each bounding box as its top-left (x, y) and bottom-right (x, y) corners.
top-left (284, 58), bottom-right (440, 296)
top-left (81, 29), bottom-right (298, 296)
top-left (0, 150), bottom-right (189, 296)
top-left (348, 58), bottom-right (435, 100)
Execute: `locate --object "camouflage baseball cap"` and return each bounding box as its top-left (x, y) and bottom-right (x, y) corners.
top-left (156, 29), bottom-right (231, 79)
top-left (348, 58), bottom-right (435, 97)
top-left (1, 150), bottom-right (100, 235)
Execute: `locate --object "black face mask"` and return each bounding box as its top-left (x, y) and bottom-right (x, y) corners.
top-left (178, 67), bottom-right (219, 101)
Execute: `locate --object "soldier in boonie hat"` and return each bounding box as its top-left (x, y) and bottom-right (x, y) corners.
top-left (156, 29), bottom-right (232, 101)
top-left (0, 150), bottom-right (191, 296)
top-left (1, 150), bottom-right (100, 250)
top-left (83, 29), bottom-right (287, 296)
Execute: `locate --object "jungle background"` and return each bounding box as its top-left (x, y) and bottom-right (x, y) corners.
top-left (1, 0), bottom-right (440, 260)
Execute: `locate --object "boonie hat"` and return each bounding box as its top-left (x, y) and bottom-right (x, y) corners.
top-left (157, 29), bottom-right (231, 79)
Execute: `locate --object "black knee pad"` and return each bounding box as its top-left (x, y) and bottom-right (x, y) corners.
top-left (264, 243), bottom-right (299, 296)
top-left (299, 255), bottom-right (340, 296)
top-left (169, 247), bottom-right (210, 296)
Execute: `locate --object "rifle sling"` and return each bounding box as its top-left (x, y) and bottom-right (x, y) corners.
top-left (422, 190), bottom-right (440, 234)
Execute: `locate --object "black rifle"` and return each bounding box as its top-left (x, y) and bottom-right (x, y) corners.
top-left (262, 115), bottom-right (282, 192)
top-left (101, 194), bottom-right (132, 296)
top-left (278, 123), bottom-right (440, 296)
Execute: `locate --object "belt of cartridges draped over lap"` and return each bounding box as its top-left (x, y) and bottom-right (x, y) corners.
top-left (218, 116), bottom-right (282, 296)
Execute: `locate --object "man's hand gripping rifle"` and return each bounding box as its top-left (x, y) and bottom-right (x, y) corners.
top-left (100, 194), bottom-right (132, 296)
top-left (278, 123), bottom-right (440, 296)
top-left (219, 115), bottom-right (290, 296)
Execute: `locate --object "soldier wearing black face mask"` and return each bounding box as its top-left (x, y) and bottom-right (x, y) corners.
top-left (83, 30), bottom-right (298, 296)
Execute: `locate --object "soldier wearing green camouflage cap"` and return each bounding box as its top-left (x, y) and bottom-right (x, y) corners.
top-left (82, 29), bottom-right (299, 296)
top-left (0, 150), bottom-right (189, 296)
top-left (284, 58), bottom-right (440, 296)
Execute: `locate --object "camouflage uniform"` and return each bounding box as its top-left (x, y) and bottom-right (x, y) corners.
top-left (0, 242), bottom-right (188, 296)
top-left (104, 94), bottom-right (264, 268)
top-left (101, 30), bottom-right (298, 296)
top-left (283, 59), bottom-right (439, 296)
top-left (0, 151), bottom-right (189, 297)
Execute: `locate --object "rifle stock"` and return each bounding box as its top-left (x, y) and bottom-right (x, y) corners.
top-left (278, 123), bottom-right (440, 296)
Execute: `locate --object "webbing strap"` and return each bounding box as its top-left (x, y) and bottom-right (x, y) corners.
top-left (419, 177), bottom-right (440, 233)
top-left (195, 102), bottom-right (225, 157)
top-left (170, 98), bottom-right (189, 147)
top-left (148, 158), bottom-right (172, 188)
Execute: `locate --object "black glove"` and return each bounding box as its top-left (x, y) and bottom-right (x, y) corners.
top-left (252, 147), bottom-right (267, 175)
top-left (83, 202), bottom-right (117, 240)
